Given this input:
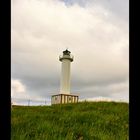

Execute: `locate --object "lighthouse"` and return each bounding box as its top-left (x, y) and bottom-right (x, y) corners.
top-left (51, 49), bottom-right (79, 105)
top-left (59, 49), bottom-right (73, 94)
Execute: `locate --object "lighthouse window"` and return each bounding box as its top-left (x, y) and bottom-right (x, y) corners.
top-left (55, 96), bottom-right (57, 100)
top-left (68, 96), bottom-right (72, 101)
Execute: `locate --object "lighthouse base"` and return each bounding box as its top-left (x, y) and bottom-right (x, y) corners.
top-left (51, 94), bottom-right (79, 105)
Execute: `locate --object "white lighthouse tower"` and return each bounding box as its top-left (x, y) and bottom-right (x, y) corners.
top-left (51, 49), bottom-right (79, 105)
top-left (59, 49), bottom-right (73, 94)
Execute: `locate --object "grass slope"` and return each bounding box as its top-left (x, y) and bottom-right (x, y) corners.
top-left (11, 102), bottom-right (129, 140)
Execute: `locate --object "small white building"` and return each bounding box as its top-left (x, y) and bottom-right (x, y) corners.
top-left (51, 49), bottom-right (79, 105)
top-left (51, 94), bottom-right (78, 104)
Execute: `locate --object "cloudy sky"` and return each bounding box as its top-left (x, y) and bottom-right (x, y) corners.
top-left (11, 0), bottom-right (129, 105)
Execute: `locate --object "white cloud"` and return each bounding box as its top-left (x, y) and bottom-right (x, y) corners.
top-left (11, 0), bottom-right (129, 104)
top-left (11, 79), bottom-right (27, 98)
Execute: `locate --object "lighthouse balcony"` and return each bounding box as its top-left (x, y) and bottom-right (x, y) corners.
top-left (59, 54), bottom-right (74, 62)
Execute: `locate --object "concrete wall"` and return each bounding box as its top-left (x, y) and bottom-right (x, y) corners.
top-left (51, 94), bottom-right (78, 105)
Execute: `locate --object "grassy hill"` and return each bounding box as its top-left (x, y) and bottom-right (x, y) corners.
top-left (11, 101), bottom-right (129, 140)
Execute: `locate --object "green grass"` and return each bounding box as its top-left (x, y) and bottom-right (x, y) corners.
top-left (11, 101), bottom-right (129, 140)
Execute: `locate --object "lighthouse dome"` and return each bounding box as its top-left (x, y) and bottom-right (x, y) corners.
top-left (63, 49), bottom-right (71, 55)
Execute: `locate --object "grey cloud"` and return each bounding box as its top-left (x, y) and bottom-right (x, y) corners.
top-left (61, 0), bottom-right (128, 21)
top-left (11, 0), bottom-right (129, 103)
